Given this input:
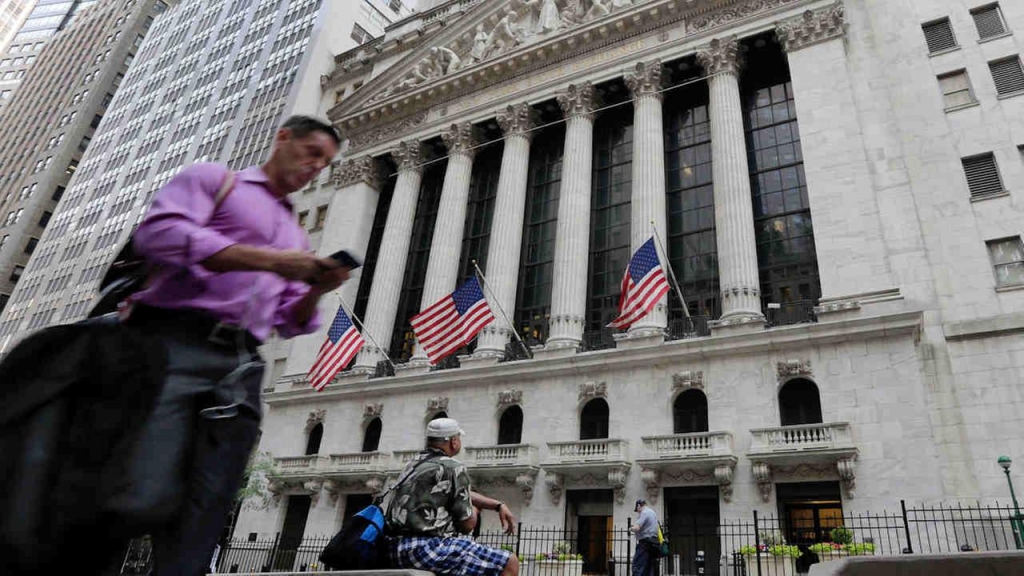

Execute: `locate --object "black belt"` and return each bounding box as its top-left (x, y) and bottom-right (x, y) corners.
top-left (127, 304), bottom-right (261, 352)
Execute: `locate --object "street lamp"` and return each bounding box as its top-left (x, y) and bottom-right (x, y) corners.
top-left (998, 456), bottom-right (1024, 550)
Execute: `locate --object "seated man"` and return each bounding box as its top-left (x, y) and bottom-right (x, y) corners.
top-left (386, 418), bottom-right (520, 576)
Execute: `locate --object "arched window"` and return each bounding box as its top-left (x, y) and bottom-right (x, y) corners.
top-left (673, 389), bottom-right (709, 434)
top-left (362, 418), bottom-right (382, 452)
top-left (580, 398), bottom-right (610, 440)
top-left (497, 405), bottom-right (524, 445)
top-left (778, 379), bottom-right (823, 426)
top-left (305, 422), bottom-right (323, 455)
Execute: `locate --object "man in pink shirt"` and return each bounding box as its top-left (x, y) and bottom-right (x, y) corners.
top-left (108, 116), bottom-right (349, 576)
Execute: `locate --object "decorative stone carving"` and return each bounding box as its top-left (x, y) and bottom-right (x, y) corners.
top-left (625, 59), bottom-right (664, 100)
top-left (641, 468), bottom-right (661, 504)
top-left (696, 35), bottom-right (742, 77)
top-left (714, 464), bottom-right (734, 503)
top-left (546, 472), bottom-right (563, 504)
top-left (752, 462), bottom-right (772, 502)
top-left (363, 402), bottom-right (383, 422)
top-left (516, 471), bottom-right (537, 506)
top-left (689, 0), bottom-right (801, 33)
top-left (349, 113), bottom-right (427, 150)
top-left (427, 396), bottom-right (450, 414)
top-left (366, 475), bottom-right (386, 495)
top-left (776, 1), bottom-right (847, 52)
top-left (608, 466), bottom-right (629, 504)
top-left (441, 122), bottom-right (476, 157)
top-left (268, 480), bottom-right (285, 506)
top-left (672, 370), bottom-right (705, 391)
top-left (497, 389), bottom-right (523, 407)
top-left (496, 103), bottom-right (536, 139)
top-left (578, 380), bottom-right (607, 402)
top-left (482, 9), bottom-right (524, 60)
top-left (303, 479), bottom-right (324, 506)
top-left (777, 359), bottom-right (812, 380)
top-left (305, 409), bottom-right (326, 432)
top-left (556, 82), bottom-right (595, 120)
top-left (664, 469), bottom-right (713, 483)
top-left (332, 156), bottom-right (379, 189)
top-left (837, 457), bottom-right (857, 498)
top-left (323, 479), bottom-right (341, 504)
top-left (391, 140), bottom-right (425, 173)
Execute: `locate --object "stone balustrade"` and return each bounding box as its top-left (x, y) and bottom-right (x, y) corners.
top-left (463, 444), bottom-right (538, 468)
top-left (328, 451), bottom-right (391, 471)
top-left (546, 439), bottom-right (629, 463)
top-left (641, 431), bottom-right (734, 458)
top-left (749, 422), bottom-right (853, 453)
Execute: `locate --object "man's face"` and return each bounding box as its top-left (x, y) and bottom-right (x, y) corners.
top-left (273, 128), bottom-right (339, 193)
top-left (450, 434), bottom-right (463, 456)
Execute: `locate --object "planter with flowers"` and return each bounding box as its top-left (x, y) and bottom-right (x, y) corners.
top-left (519, 543), bottom-right (583, 576)
top-left (736, 531), bottom-right (799, 576)
top-left (807, 528), bottom-right (876, 562)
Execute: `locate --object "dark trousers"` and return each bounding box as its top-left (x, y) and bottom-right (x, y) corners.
top-left (106, 327), bottom-right (263, 576)
top-left (633, 539), bottom-right (659, 576)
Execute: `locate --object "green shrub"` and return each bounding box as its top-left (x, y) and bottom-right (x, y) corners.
top-left (768, 545), bottom-right (802, 558)
top-left (842, 542), bottom-right (875, 555)
top-left (829, 527), bottom-right (854, 545)
top-left (738, 545), bottom-right (759, 556)
top-left (807, 543), bottom-right (840, 554)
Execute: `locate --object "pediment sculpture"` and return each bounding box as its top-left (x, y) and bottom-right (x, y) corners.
top-left (372, 0), bottom-right (642, 103)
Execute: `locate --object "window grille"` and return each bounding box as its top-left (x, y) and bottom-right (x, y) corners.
top-left (971, 4), bottom-right (1007, 40)
top-left (989, 56), bottom-right (1024, 96)
top-left (961, 153), bottom-right (1004, 197)
top-left (922, 19), bottom-right (958, 53)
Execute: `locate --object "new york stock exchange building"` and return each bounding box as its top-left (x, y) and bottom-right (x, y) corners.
top-left (234, 0), bottom-right (1024, 571)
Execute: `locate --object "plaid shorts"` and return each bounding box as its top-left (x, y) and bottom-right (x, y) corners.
top-left (388, 535), bottom-right (512, 576)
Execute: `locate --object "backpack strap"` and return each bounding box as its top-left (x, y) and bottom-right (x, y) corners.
top-left (378, 452), bottom-right (441, 507)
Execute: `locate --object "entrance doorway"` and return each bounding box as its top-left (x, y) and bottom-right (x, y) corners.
top-left (275, 495), bottom-right (312, 570)
top-left (566, 489), bottom-right (614, 574)
top-left (775, 482), bottom-right (843, 573)
top-left (664, 486), bottom-right (721, 575)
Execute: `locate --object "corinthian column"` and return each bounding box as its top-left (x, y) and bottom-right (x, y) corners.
top-left (474, 104), bottom-right (535, 360)
top-left (697, 37), bottom-right (764, 328)
top-left (545, 82), bottom-right (595, 352)
top-left (623, 59), bottom-right (668, 339)
top-left (410, 122), bottom-right (476, 364)
top-left (353, 141), bottom-right (424, 369)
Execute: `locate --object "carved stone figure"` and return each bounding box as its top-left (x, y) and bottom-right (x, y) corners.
top-left (514, 0), bottom-right (541, 36)
top-left (431, 46), bottom-right (462, 74)
top-left (482, 10), bottom-right (522, 59)
top-left (537, 0), bottom-right (562, 33)
top-left (610, 0), bottom-right (633, 9)
top-left (561, 0), bottom-right (584, 25)
top-left (584, 0), bottom-right (610, 21)
top-left (469, 24), bottom-right (488, 61)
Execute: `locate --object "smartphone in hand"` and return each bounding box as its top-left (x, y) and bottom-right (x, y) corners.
top-left (327, 249), bottom-right (361, 269)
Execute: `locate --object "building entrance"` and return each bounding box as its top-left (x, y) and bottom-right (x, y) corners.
top-left (566, 489), bottom-right (614, 574)
top-left (775, 482), bottom-right (843, 573)
top-left (664, 486), bottom-right (721, 575)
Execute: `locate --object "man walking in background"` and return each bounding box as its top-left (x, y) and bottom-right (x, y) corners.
top-left (632, 499), bottom-right (660, 576)
top-left (109, 116), bottom-right (350, 576)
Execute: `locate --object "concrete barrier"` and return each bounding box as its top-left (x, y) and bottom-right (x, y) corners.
top-left (208, 571), bottom-right (435, 576)
top-left (807, 550), bottom-right (1024, 576)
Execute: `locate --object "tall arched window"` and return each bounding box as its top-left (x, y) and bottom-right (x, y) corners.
top-left (305, 422), bottom-right (323, 455)
top-left (778, 379), bottom-right (822, 426)
top-left (362, 418), bottom-right (382, 452)
top-left (673, 389), bottom-right (709, 434)
top-left (497, 405), bottom-right (524, 445)
top-left (580, 398), bottom-right (610, 440)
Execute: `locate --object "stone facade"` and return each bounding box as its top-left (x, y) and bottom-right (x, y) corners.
top-left (237, 0), bottom-right (1024, 546)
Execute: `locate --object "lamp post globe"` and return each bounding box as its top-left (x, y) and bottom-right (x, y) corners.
top-left (999, 455), bottom-right (1012, 471)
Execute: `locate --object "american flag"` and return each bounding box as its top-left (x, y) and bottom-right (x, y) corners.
top-left (607, 237), bottom-right (671, 329)
top-left (411, 277), bottom-right (495, 365)
top-left (307, 305), bottom-right (365, 391)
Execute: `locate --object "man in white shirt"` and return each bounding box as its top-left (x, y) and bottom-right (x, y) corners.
top-left (631, 499), bottom-right (660, 576)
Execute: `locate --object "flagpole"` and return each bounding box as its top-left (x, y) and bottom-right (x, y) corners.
top-left (471, 260), bottom-right (533, 359)
top-left (649, 220), bottom-right (692, 321)
top-left (334, 293), bottom-right (397, 372)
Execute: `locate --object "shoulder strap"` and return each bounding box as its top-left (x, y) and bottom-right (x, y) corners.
top-left (378, 453), bottom-right (441, 506)
top-left (213, 170), bottom-right (235, 209)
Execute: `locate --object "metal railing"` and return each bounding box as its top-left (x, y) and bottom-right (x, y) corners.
top-left (581, 328), bottom-right (617, 352)
top-left (109, 501), bottom-right (1024, 575)
top-left (666, 315), bottom-right (712, 340)
top-left (764, 300), bottom-right (817, 328)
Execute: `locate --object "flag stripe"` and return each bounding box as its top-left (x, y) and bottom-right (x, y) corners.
top-left (411, 277), bottom-right (495, 365)
top-left (308, 307), bottom-right (365, 390)
top-left (607, 238), bottom-right (670, 330)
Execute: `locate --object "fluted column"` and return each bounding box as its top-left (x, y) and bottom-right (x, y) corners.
top-left (697, 37), bottom-right (764, 326)
top-left (410, 122), bottom-right (476, 364)
top-left (624, 60), bottom-right (668, 337)
top-left (545, 82), bottom-right (596, 350)
top-left (474, 104), bottom-right (535, 359)
top-left (354, 141), bottom-right (424, 369)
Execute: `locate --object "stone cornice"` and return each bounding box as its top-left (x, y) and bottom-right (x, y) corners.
top-left (266, 311), bottom-right (924, 406)
top-left (331, 0), bottom-right (813, 146)
top-left (696, 35), bottom-right (742, 75)
top-left (775, 0), bottom-right (846, 52)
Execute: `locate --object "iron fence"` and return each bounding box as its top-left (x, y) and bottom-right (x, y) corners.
top-left (110, 501), bottom-right (1023, 574)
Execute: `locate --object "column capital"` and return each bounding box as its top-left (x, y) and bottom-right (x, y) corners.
top-left (441, 122), bottom-right (476, 158)
top-left (776, 1), bottom-right (846, 53)
top-left (332, 156), bottom-right (380, 190)
top-left (625, 59), bottom-right (664, 100)
top-left (391, 140), bottom-right (424, 173)
top-left (556, 82), bottom-right (596, 120)
top-left (696, 35), bottom-right (742, 77)
top-left (496, 103), bottom-right (536, 140)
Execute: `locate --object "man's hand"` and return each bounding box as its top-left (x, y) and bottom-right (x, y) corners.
top-left (270, 250), bottom-right (330, 282)
top-left (498, 504), bottom-right (517, 535)
top-left (309, 259), bottom-right (351, 293)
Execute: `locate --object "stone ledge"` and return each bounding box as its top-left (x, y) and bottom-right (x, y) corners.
top-left (943, 311), bottom-right (1024, 341)
top-left (807, 550), bottom-right (1024, 576)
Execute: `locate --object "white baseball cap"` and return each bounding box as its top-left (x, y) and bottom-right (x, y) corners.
top-left (426, 417), bottom-right (465, 440)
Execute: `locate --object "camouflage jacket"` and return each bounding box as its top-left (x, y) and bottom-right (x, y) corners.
top-left (385, 448), bottom-right (474, 537)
